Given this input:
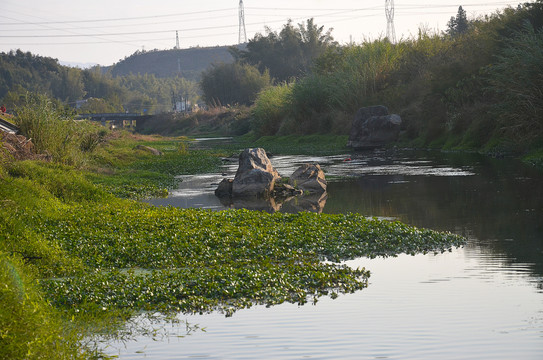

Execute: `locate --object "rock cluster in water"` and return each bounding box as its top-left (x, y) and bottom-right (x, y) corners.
top-left (215, 148), bottom-right (327, 213)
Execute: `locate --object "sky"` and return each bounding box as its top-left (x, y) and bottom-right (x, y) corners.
top-left (0, 0), bottom-right (521, 67)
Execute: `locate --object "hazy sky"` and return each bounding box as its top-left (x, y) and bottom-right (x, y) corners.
top-left (1, 0), bottom-right (520, 66)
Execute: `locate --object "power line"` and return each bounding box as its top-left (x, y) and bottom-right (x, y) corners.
top-left (0, 8), bottom-right (371, 39)
top-left (0, 2), bottom-right (518, 47)
top-left (0, 13), bottom-right (241, 32)
top-left (0, 2), bottom-right (514, 26)
top-left (0, 8), bottom-right (237, 25)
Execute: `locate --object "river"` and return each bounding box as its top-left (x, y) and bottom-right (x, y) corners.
top-left (106, 149), bottom-right (543, 359)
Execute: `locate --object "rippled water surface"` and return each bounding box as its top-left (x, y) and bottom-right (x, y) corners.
top-left (114, 149), bottom-right (543, 359)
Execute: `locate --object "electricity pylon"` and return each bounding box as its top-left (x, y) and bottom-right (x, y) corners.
top-left (385, 0), bottom-right (396, 43)
top-left (239, 0), bottom-right (247, 43)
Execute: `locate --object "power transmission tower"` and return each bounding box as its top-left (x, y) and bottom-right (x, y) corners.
top-left (238, 0), bottom-right (247, 44)
top-left (385, 0), bottom-right (396, 43)
top-left (175, 30), bottom-right (180, 49)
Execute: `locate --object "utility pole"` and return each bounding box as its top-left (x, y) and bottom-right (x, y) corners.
top-left (385, 0), bottom-right (396, 43)
top-left (238, 0), bottom-right (247, 44)
top-left (175, 30), bottom-right (180, 49)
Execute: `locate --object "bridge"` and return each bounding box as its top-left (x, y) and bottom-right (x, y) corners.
top-left (0, 116), bottom-right (19, 134)
top-left (76, 113), bottom-right (152, 128)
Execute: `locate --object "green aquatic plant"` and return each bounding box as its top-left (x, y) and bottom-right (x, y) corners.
top-left (34, 202), bottom-right (463, 317)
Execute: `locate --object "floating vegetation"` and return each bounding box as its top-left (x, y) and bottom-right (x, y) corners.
top-left (36, 202), bottom-right (464, 317)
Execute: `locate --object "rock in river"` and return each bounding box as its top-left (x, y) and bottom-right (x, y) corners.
top-left (288, 163), bottom-right (327, 194)
top-left (347, 105), bottom-right (401, 150)
top-left (231, 148), bottom-right (281, 198)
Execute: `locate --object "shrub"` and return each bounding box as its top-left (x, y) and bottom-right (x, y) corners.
top-left (251, 82), bottom-right (293, 136)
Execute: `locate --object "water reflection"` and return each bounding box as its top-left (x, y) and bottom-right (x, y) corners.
top-left (323, 150), bottom-right (543, 280)
top-left (218, 192), bottom-right (328, 213)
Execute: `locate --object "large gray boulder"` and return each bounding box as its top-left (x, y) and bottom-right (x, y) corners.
top-left (288, 163), bottom-right (327, 194)
top-left (232, 148), bottom-right (281, 198)
top-left (347, 105), bottom-right (401, 149)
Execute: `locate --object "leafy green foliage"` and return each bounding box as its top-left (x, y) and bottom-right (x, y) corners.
top-left (251, 83), bottom-right (293, 136)
top-left (251, 39), bottom-right (403, 135)
top-left (248, 4), bottom-right (543, 153)
top-left (0, 50), bottom-right (74, 102)
top-left (0, 51), bottom-right (201, 115)
top-left (0, 134), bottom-right (465, 355)
top-left (239, 18), bottom-right (337, 82)
top-left (86, 135), bottom-right (223, 199)
top-left (200, 62), bottom-right (271, 106)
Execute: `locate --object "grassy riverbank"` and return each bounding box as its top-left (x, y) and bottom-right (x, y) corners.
top-left (1, 121), bottom-right (465, 358)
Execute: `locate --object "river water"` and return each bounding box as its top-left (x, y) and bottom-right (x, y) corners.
top-left (106, 149), bottom-right (543, 359)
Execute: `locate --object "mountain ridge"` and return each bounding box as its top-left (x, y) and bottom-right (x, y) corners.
top-left (104, 44), bottom-right (245, 80)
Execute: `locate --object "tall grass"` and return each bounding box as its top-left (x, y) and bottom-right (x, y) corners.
top-left (251, 82), bottom-right (293, 136)
top-left (14, 92), bottom-right (106, 165)
top-left (324, 40), bottom-right (404, 113)
top-left (485, 22), bottom-right (543, 142)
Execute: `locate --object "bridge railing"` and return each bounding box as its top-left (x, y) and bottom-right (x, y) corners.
top-left (76, 113), bottom-right (142, 120)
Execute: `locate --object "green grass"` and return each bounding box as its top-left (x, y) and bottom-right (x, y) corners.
top-left (0, 253), bottom-right (89, 360)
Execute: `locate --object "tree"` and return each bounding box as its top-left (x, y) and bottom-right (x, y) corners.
top-left (447, 6), bottom-right (469, 36)
top-left (54, 67), bottom-right (86, 102)
top-left (200, 62), bottom-right (270, 106)
top-left (239, 19), bottom-right (337, 82)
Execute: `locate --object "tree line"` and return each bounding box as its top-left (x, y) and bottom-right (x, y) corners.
top-left (0, 51), bottom-right (200, 114)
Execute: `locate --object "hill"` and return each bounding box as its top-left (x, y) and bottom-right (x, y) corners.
top-left (107, 45), bottom-right (245, 81)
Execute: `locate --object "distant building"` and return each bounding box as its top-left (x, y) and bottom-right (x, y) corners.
top-left (173, 97), bottom-right (192, 112)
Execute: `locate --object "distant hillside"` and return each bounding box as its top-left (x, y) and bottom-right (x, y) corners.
top-left (107, 45), bottom-right (245, 81)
